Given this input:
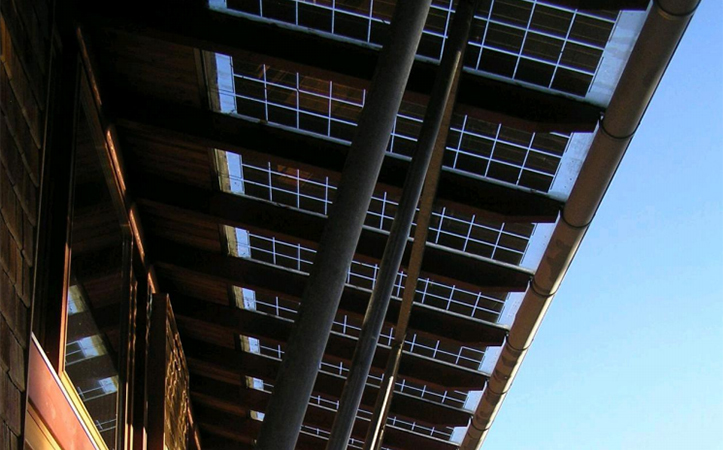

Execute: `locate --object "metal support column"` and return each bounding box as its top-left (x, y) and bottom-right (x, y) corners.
top-left (324, 1), bottom-right (482, 448)
top-left (361, 1), bottom-right (481, 448)
top-left (253, 2), bottom-right (432, 449)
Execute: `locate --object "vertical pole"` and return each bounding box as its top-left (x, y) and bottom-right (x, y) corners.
top-left (363, 1), bottom-right (481, 448)
top-left (325, 0), bottom-right (480, 448)
top-left (253, 2), bottom-right (432, 449)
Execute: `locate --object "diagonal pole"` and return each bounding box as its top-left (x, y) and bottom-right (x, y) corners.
top-left (360, 1), bottom-right (482, 448)
top-left (324, 0), bottom-right (482, 448)
top-left (254, 2), bottom-right (432, 449)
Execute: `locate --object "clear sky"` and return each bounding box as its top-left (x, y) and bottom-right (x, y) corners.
top-left (483, 2), bottom-right (723, 449)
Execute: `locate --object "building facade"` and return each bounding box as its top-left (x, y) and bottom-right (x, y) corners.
top-left (0, 1), bottom-right (696, 450)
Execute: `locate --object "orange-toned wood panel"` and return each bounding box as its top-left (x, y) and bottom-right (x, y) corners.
top-left (88, 28), bottom-right (202, 108)
top-left (26, 337), bottom-right (96, 450)
top-left (118, 127), bottom-right (215, 190)
top-left (136, 202), bottom-right (224, 254)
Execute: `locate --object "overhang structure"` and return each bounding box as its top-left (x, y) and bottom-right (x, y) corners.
top-left (71, 0), bottom-right (696, 449)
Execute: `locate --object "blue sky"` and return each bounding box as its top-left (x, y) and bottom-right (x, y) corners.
top-left (484, 2), bottom-right (723, 450)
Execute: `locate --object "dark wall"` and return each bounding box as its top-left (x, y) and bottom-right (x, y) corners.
top-left (0, 0), bottom-right (53, 447)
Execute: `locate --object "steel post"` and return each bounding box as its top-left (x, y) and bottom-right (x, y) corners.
top-left (360, 1), bottom-right (482, 448)
top-left (324, 1), bottom-right (482, 449)
top-left (253, 2), bottom-right (432, 449)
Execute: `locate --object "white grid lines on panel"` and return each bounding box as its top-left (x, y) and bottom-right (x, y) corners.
top-left (213, 61), bottom-right (571, 193)
top-left (233, 227), bottom-right (505, 324)
top-left (216, 0), bottom-right (619, 96)
top-left (218, 154), bottom-right (533, 266)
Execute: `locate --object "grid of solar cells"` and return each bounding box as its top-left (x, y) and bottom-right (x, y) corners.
top-left (237, 262), bottom-right (505, 325)
top-left (223, 186), bottom-right (499, 442)
top-left (219, 0), bottom-right (618, 96)
top-left (218, 59), bottom-right (570, 193)
top-left (241, 337), bottom-right (465, 438)
top-left (201, 5), bottom-right (578, 442)
top-left (466, 0), bottom-right (617, 95)
top-left (243, 386), bottom-right (425, 447)
top-left (218, 152), bottom-right (534, 266)
top-left (236, 282), bottom-right (492, 370)
top-left (243, 337), bottom-right (463, 440)
top-left (309, 381), bottom-right (456, 444)
top-left (228, 230), bottom-right (503, 350)
top-left (227, 219), bottom-right (516, 333)
top-left (195, 1), bottom-right (642, 448)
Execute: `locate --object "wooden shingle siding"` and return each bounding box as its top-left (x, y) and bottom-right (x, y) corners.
top-left (0, 0), bottom-right (53, 446)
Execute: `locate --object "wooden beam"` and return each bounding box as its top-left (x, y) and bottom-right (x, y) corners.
top-left (189, 374), bottom-right (469, 430)
top-left (132, 179), bottom-right (533, 296)
top-left (194, 433), bottom-right (254, 450)
top-left (158, 269), bottom-right (504, 348)
top-left (152, 235), bottom-right (527, 298)
top-left (176, 311), bottom-right (486, 391)
top-left (194, 406), bottom-right (259, 446)
top-left (194, 406), bottom-right (338, 450)
top-left (117, 98), bottom-right (563, 223)
top-left (81, 5), bottom-right (604, 132)
top-left (553, 0), bottom-right (648, 8)
top-left (151, 240), bottom-right (510, 343)
top-left (194, 401), bottom-right (458, 450)
top-left (171, 293), bottom-right (501, 354)
top-left (183, 338), bottom-right (476, 422)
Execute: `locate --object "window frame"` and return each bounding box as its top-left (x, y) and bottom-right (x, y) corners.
top-left (31, 44), bottom-right (140, 450)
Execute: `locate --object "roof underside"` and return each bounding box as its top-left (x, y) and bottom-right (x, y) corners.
top-left (77, 0), bottom-right (647, 448)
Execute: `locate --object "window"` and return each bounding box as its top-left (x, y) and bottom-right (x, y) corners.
top-left (60, 92), bottom-right (134, 450)
top-left (33, 65), bottom-right (138, 450)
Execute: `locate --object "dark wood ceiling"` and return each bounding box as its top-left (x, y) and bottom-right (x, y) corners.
top-left (75, 1), bottom-right (643, 448)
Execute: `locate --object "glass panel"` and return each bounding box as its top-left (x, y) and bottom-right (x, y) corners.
top-left (217, 0), bottom-right (621, 97)
top-left (217, 151), bottom-right (535, 263)
top-left (64, 107), bottom-right (126, 450)
top-left (219, 59), bottom-right (572, 192)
